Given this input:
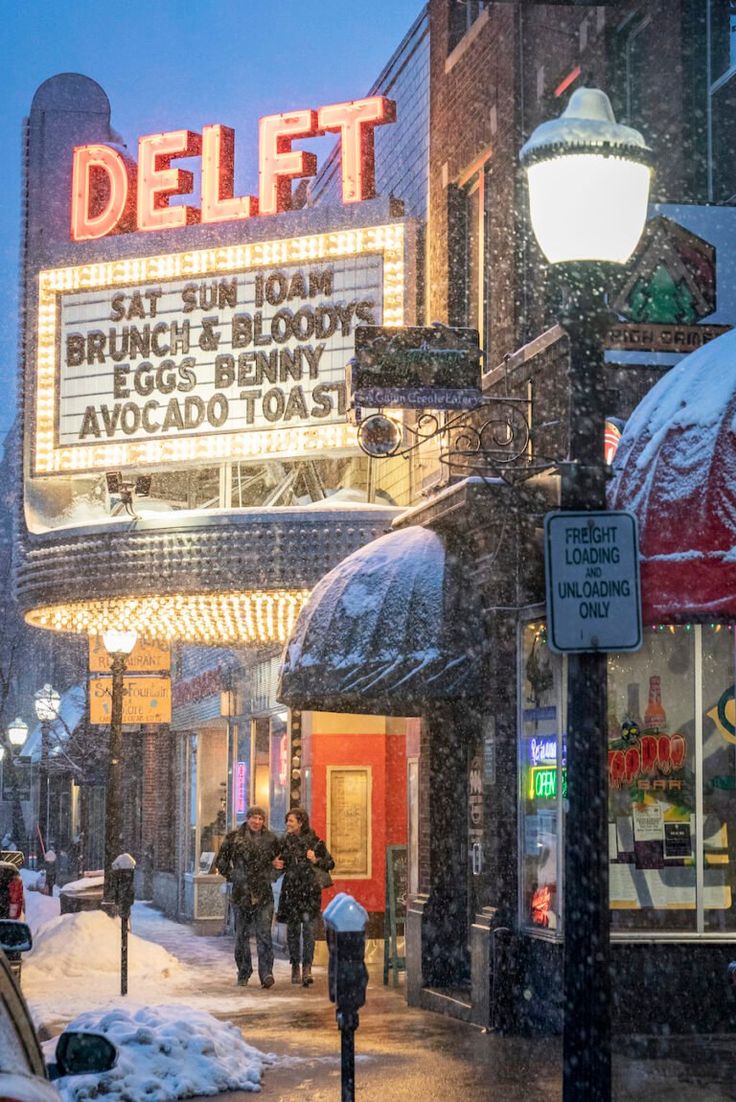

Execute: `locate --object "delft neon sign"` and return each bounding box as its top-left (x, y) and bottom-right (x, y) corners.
top-left (70, 97), bottom-right (396, 241)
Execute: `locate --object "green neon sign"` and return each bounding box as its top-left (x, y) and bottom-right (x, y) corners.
top-left (528, 766), bottom-right (568, 801)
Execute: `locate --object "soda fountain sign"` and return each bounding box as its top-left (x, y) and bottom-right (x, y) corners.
top-left (71, 97), bottom-right (396, 240)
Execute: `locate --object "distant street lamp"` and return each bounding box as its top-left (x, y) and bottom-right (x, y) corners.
top-left (34, 683), bottom-right (61, 848)
top-left (101, 628), bottom-right (138, 912)
top-left (8, 718), bottom-right (29, 749)
top-left (520, 88), bottom-right (652, 1102)
top-left (2, 718), bottom-right (30, 851)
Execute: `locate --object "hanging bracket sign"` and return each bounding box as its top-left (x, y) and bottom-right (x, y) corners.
top-left (544, 510), bottom-right (642, 654)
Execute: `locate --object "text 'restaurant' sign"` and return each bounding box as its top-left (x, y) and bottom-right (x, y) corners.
top-left (34, 224), bottom-right (405, 475)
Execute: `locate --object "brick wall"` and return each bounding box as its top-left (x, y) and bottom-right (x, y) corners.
top-left (428, 0), bottom-right (707, 363)
top-left (140, 727), bottom-right (177, 874)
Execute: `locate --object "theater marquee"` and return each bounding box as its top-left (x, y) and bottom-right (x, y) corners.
top-left (33, 223), bottom-right (405, 475)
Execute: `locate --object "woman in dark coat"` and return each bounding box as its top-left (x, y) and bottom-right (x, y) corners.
top-left (275, 807), bottom-right (334, 986)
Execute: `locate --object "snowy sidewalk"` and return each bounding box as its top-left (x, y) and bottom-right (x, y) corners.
top-left (20, 890), bottom-right (736, 1100)
top-left (23, 896), bottom-right (306, 1036)
top-left (123, 905), bottom-right (736, 1102)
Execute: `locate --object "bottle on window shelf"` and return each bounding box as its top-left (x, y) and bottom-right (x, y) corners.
top-left (644, 675), bottom-right (667, 733)
top-left (620, 682), bottom-right (643, 742)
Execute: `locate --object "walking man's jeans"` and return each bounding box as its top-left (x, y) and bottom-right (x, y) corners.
top-left (234, 901), bottom-right (274, 982)
top-left (287, 917), bottom-right (316, 966)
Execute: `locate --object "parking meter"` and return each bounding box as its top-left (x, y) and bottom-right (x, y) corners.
top-left (44, 850), bottom-right (56, 896)
top-left (112, 854), bottom-right (136, 996)
top-left (323, 892), bottom-right (369, 1102)
top-left (111, 853), bottom-right (136, 917)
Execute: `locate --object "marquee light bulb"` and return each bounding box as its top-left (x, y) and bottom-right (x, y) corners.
top-left (26, 590), bottom-right (311, 645)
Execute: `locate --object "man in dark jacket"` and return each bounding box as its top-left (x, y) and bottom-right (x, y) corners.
top-left (215, 806), bottom-right (279, 987)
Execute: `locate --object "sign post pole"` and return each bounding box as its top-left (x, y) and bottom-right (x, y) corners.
top-left (102, 651), bottom-right (127, 914)
top-left (558, 265), bottom-right (613, 1101)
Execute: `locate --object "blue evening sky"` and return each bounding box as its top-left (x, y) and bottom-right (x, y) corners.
top-left (1, 0), bottom-right (424, 436)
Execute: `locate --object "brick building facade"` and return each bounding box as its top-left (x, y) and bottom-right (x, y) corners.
top-left (393, 0), bottom-right (736, 1033)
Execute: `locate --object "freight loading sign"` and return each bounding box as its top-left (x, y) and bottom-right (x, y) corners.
top-left (544, 511), bottom-right (642, 654)
top-left (34, 223), bottom-right (405, 475)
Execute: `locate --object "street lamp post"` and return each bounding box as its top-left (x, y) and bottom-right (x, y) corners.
top-left (521, 89), bottom-right (652, 1102)
top-left (4, 718), bottom-right (29, 848)
top-left (34, 684), bottom-right (60, 851)
top-left (101, 628), bottom-right (138, 912)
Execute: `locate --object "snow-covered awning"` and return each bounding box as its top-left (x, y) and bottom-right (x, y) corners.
top-left (609, 327), bottom-right (736, 621)
top-left (277, 526), bottom-right (482, 715)
top-left (20, 684), bottom-right (87, 763)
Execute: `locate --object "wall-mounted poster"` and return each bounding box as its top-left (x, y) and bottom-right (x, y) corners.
top-left (327, 767), bottom-right (372, 878)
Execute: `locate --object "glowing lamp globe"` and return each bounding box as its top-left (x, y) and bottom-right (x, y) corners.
top-left (8, 717), bottom-right (29, 748)
top-left (519, 88), bottom-right (652, 264)
top-left (34, 683), bottom-right (61, 722)
top-left (102, 628), bottom-right (138, 656)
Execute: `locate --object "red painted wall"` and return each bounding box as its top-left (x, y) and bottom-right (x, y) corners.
top-left (309, 719), bottom-right (407, 914)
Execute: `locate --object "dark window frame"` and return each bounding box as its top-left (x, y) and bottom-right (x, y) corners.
top-left (459, 160), bottom-right (493, 359)
top-left (448, 0), bottom-right (492, 54)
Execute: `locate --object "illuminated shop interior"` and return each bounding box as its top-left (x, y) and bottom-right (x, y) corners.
top-left (520, 620), bottom-right (736, 935)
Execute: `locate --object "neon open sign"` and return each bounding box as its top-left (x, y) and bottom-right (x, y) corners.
top-left (71, 97), bottom-right (396, 241)
top-left (528, 766), bottom-right (568, 800)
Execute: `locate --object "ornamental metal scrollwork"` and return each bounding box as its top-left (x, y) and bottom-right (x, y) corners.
top-left (356, 396), bottom-right (548, 482)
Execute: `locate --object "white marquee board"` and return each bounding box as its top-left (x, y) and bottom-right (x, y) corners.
top-left (34, 224), bottom-right (405, 475)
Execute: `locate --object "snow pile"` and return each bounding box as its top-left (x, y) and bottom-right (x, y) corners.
top-left (58, 874), bottom-right (104, 895)
top-left (21, 900), bottom-right (296, 1027)
top-left (21, 869), bottom-right (60, 932)
top-left (24, 910), bottom-right (182, 984)
top-left (47, 1004), bottom-right (273, 1100)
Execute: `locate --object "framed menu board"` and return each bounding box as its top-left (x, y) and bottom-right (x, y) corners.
top-left (327, 767), bottom-right (372, 878)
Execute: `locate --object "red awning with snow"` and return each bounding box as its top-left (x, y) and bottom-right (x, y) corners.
top-left (608, 327), bottom-right (736, 621)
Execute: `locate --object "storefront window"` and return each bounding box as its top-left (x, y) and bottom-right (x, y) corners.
top-left (519, 620), bottom-right (736, 939)
top-left (608, 627), bottom-right (696, 931)
top-left (269, 711), bottom-right (290, 832)
top-left (701, 624), bottom-right (736, 931)
top-left (519, 620), bottom-right (566, 933)
top-left (252, 717), bottom-right (271, 816)
top-left (184, 728), bottom-right (229, 875)
top-left (608, 624), bottom-right (736, 934)
top-left (186, 734), bottom-right (198, 875)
